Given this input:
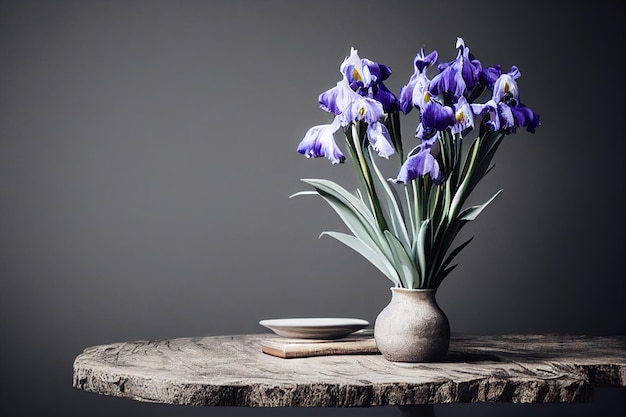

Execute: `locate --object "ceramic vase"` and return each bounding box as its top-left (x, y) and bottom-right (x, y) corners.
top-left (374, 288), bottom-right (450, 362)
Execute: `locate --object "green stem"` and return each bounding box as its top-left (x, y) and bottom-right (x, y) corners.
top-left (349, 123), bottom-right (389, 232)
top-left (404, 186), bottom-right (414, 242)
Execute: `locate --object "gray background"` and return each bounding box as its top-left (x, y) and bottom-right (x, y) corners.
top-left (1, 0), bottom-right (624, 416)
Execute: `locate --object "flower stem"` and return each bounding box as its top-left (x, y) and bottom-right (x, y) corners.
top-left (346, 123), bottom-right (389, 232)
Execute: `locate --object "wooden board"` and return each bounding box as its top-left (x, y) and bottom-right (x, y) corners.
top-left (261, 330), bottom-right (378, 358)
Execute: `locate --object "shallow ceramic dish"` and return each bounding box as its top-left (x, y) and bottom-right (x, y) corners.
top-left (259, 318), bottom-right (370, 339)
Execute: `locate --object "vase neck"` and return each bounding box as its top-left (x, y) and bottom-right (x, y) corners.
top-left (390, 287), bottom-right (437, 302)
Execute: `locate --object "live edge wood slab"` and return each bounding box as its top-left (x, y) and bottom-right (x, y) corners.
top-left (73, 334), bottom-right (625, 407)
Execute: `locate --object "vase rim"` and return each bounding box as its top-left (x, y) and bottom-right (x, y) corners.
top-left (390, 287), bottom-right (436, 293)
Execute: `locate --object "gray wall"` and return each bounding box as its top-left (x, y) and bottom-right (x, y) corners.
top-left (0, 0), bottom-right (624, 416)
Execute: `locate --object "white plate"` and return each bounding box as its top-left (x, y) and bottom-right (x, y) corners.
top-left (259, 318), bottom-right (370, 339)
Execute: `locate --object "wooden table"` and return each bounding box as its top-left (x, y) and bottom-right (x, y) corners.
top-left (73, 334), bottom-right (625, 413)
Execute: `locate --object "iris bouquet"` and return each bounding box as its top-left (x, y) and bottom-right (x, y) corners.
top-left (294, 38), bottom-right (540, 290)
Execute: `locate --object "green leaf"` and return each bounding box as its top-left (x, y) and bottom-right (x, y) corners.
top-left (366, 147), bottom-right (412, 251)
top-left (301, 178), bottom-right (377, 226)
top-left (289, 191), bottom-right (318, 198)
top-left (297, 178), bottom-right (399, 269)
top-left (465, 133), bottom-right (505, 196)
top-left (321, 231), bottom-right (401, 286)
top-left (316, 190), bottom-right (392, 260)
top-left (414, 219), bottom-right (430, 287)
top-left (458, 189), bottom-right (503, 221)
top-left (440, 236), bottom-right (474, 276)
top-left (384, 230), bottom-right (419, 288)
top-left (437, 263), bottom-right (459, 284)
top-left (449, 136), bottom-right (481, 221)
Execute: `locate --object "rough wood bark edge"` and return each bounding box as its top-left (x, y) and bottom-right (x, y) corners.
top-left (72, 334), bottom-right (626, 406)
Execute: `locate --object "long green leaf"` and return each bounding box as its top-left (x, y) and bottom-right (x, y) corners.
top-left (440, 236), bottom-right (474, 276)
top-left (366, 147), bottom-right (411, 251)
top-left (448, 137), bottom-right (481, 221)
top-left (414, 219), bottom-right (430, 287)
top-left (316, 190), bottom-right (392, 260)
top-left (300, 178), bottom-right (397, 260)
top-left (301, 179), bottom-right (377, 226)
top-left (321, 231), bottom-right (401, 286)
top-left (436, 263), bottom-right (459, 286)
top-left (458, 189), bottom-right (502, 221)
top-left (289, 191), bottom-right (319, 198)
top-left (465, 133), bottom-right (505, 197)
top-left (384, 230), bottom-right (418, 288)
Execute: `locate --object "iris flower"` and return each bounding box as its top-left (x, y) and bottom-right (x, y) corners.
top-left (429, 38), bottom-right (482, 100)
top-left (298, 48), bottom-right (397, 162)
top-left (399, 48), bottom-right (438, 114)
top-left (333, 48), bottom-right (400, 113)
top-left (471, 67), bottom-right (540, 134)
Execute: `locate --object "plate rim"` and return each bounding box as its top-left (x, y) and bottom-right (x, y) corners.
top-left (259, 317), bottom-right (370, 329)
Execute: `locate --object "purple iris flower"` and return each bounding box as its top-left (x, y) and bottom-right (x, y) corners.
top-left (429, 38), bottom-right (482, 100)
top-left (305, 49), bottom-right (397, 161)
top-left (336, 48), bottom-right (400, 113)
top-left (319, 77), bottom-right (386, 127)
top-left (399, 48), bottom-right (438, 114)
top-left (297, 116), bottom-right (345, 164)
top-left (392, 145), bottom-right (441, 184)
top-left (471, 67), bottom-right (540, 134)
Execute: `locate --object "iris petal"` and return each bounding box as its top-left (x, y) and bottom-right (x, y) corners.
top-left (497, 103), bottom-right (515, 132)
top-left (362, 58), bottom-right (392, 81)
top-left (342, 94), bottom-right (385, 125)
top-left (451, 96), bottom-right (474, 136)
top-left (480, 65), bottom-right (502, 90)
top-left (340, 48), bottom-right (369, 86)
top-left (367, 122), bottom-right (395, 158)
top-left (511, 104), bottom-right (541, 133)
top-left (429, 38), bottom-right (481, 99)
top-left (421, 101), bottom-right (455, 131)
top-left (297, 117), bottom-right (345, 164)
top-left (319, 81), bottom-right (353, 115)
top-left (493, 73), bottom-right (520, 103)
top-left (472, 100), bottom-right (500, 131)
top-left (415, 49), bottom-right (438, 73)
top-left (393, 148), bottom-right (440, 183)
top-left (399, 73), bottom-right (418, 114)
top-left (372, 83), bottom-right (400, 113)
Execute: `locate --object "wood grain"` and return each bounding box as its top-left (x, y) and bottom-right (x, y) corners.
top-left (72, 334), bottom-right (626, 407)
top-left (261, 336), bottom-right (378, 358)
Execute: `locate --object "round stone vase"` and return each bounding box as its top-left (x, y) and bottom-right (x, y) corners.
top-left (374, 288), bottom-right (450, 362)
